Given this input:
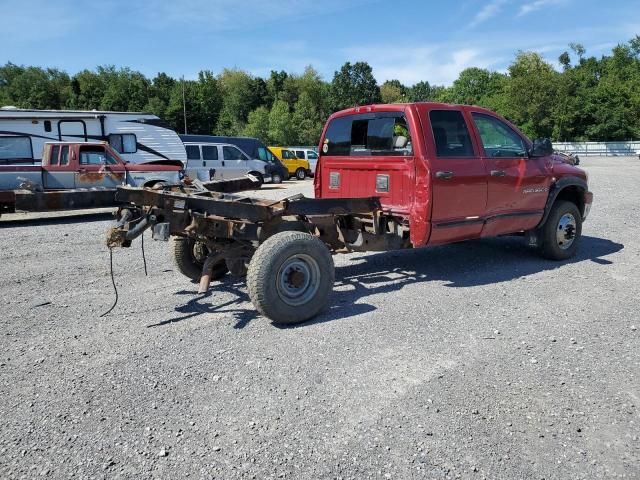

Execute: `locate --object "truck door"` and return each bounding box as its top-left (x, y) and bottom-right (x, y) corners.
top-left (74, 145), bottom-right (126, 189)
top-left (425, 109), bottom-right (488, 245)
top-left (469, 111), bottom-right (550, 236)
top-left (222, 146), bottom-right (250, 179)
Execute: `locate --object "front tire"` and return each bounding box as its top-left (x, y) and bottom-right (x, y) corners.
top-left (271, 173), bottom-right (283, 184)
top-left (295, 168), bottom-right (306, 180)
top-left (247, 231), bottom-right (334, 325)
top-left (247, 172), bottom-right (264, 187)
top-left (172, 237), bottom-right (228, 282)
top-left (540, 200), bottom-right (582, 260)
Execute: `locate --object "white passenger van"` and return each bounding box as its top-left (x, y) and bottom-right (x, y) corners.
top-left (181, 141), bottom-right (271, 186)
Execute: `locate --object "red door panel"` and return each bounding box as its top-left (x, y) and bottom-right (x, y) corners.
top-left (468, 110), bottom-right (551, 236)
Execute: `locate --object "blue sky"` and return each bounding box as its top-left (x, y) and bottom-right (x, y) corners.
top-left (1, 0), bottom-right (638, 85)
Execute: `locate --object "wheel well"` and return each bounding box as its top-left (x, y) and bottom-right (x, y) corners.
top-left (556, 186), bottom-right (585, 216)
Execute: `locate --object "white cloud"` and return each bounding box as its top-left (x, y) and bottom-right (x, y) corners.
top-left (341, 45), bottom-right (501, 85)
top-left (518, 0), bottom-right (563, 17)
top-left (471, 0), bottom-right (509, 27)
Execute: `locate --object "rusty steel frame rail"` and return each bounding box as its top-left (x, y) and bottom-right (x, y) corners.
top-left (2, 188), bottom-right (120, 213)
top-left (114, 186), bottom-right (382, 222)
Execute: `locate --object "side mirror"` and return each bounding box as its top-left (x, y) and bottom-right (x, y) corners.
top-left (529, 138), bottom-right (553, 157)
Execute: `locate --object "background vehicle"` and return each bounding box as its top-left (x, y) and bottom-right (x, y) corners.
top-left (269, 146), bottom-right (312, 180)
top-left (0, 107), bottom-right (186, 165)
top-left (110, 102), bottom-right (592, 325)
top-left (0, 141), bottom-right (182, 216)
top-left (181, 135), bottom-right (287, 184)
top-left (553, 150), bottom-right (580, 165)
top-left (181, 140), bottom-right (271, 186)
top-left (292, 148), bottom-right (318, 175)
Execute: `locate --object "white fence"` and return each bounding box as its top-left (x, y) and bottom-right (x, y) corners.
top-left (553, 141), bottom-right (640, 157)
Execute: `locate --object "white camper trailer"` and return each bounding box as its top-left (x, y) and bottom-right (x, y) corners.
top-left (0, 107), bottom-right (187, 165)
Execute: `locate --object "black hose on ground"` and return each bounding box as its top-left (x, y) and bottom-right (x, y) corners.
top-left (100, 248), bottom-right (118, 318)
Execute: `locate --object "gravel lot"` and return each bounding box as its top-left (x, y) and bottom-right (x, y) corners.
top-left (1, 157), bottom-right (638, 479)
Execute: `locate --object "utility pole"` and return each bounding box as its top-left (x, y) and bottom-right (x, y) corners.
top-left (182, 76), bottom-right (187, 134)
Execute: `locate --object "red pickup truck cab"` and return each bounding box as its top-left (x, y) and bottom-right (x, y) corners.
top-left (0, 142), bottom-right (183, 215)
top-left (314, 102), bottom-right (593, 260)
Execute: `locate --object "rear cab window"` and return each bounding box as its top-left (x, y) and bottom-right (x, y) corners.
top-left (323, 112), bottom-right (413, 157)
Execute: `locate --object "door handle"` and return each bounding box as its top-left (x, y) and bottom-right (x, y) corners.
top-left (435, 171), bottom-right (454, 179)
top-left (491, 170), bottom-right (506, 177)
top-left (222, 161), bottom-right (225, 166)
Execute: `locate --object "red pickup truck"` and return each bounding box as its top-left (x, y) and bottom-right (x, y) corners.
top-left (0, 141), bottom-right (182, 216)
top-left (108, 102), bottom-right (593, 324)
top-left (315, 102), bottom-right (592, 259)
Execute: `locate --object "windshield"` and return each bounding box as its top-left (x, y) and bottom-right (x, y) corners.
top-left (258, 147), bottom-right (277, 162)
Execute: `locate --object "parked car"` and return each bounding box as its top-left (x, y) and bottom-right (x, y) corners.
top-left (181, 140), bottom-right (272, 186)
top-left (269, 146), bottom-right (312, 180)
top-left (0, 141), bottom-right (182, 216)
top-left (553, 151), bottom-right (580, 165)
top-left (292, 148), bottom-right (319, 175)
top-left (180, 135), bottom-right (286, 184)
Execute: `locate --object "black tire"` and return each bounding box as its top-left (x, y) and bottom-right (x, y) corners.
top-left (271, 173), bottom-right (283, 184)
top-left (247, 172), bottom-right (264, 187)
top-left (247, 231), bottom-right (334, 325)
top-left (540, 200), bottom-right (582, 260)
top-left (172, 237), bottom-right (228, 282)
top-left (295, 168), bottom-right (306, 180)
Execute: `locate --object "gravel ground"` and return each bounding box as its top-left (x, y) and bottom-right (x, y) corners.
top-left (0, 159), bottom-right (638, 479)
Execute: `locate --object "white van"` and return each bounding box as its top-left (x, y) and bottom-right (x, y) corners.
top-left (292, 148), bottom-right (319, 175)
top-left (182, 141), bottom-right (271, 185)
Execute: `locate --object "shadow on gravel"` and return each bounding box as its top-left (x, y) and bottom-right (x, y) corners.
top-left (0, 212), bottom-right (113, 228)
top-left (156, 235), bottom-right (623, 329)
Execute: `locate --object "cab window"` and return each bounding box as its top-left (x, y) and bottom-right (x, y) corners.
top-left (295, 150), bottom-right (305, 158)
top-left (202, 145), bottom-right (218, 160)
top-left (223, 146), bottom-right (248, 160)
top-left (60, 146), bottom-right (69, 165)
top-left (323, 112), bottom-right (412, 157)
top-left (49, 145), bottom-right (60, 166)
top-left (186, 145), bottom-right (201, 160)
top-left (79, 146), bottom-right (117, 165)
top-left (282, 150), bottom-right (296, 160)
top-left (472, 113), bottom-right (527, 158)
top-left (429, 110), bottom-right (475, 158)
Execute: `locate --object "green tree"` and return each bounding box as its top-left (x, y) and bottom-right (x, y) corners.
top-left (380, 79), bottom-right (406, 103)
top-left (292, 92), bottom-right (323, 145)
top-left (407, 81), bottom-right (435, 101)
top-left (503, 52), bottom-right (559, 138)
top-left (329, 61), bottom-right (381, 110)
top-left (268, 99), bottom-right (295, 145)
top-left (243, 106), bottom-right (270, 142)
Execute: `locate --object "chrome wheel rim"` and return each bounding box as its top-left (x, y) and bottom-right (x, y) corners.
top-left (273, 174), bottom-right (282, 183)
top-left (556, 213), bottom-right (577, 250)
top-left (276, 254), bottom-right (320, 306)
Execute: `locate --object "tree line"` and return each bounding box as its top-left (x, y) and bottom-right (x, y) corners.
top-left (1, 36), bottom-right (639, 144)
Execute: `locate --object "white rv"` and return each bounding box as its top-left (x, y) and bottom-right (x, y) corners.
top-left (0, 107), bottom-right (187, 165)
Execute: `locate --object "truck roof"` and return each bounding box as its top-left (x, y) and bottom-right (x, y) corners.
top-left (330, 102), bottom-right (491, 117)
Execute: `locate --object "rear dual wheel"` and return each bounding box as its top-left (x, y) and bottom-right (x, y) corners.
top-left (172, 237), bottom-right (228, 282)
